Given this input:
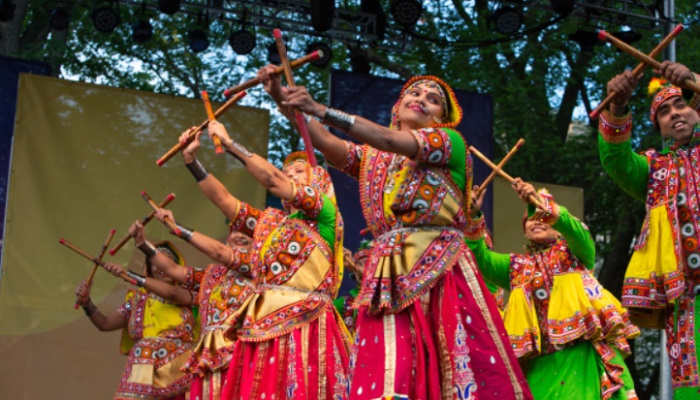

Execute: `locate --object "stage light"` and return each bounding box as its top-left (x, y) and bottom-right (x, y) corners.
top-left (229, 29), bottom-right (256, 55)
top-left (0, 0), bottom-right (15, 22)
top-left (492, 7), bottom-right (522, 35)
top-left (310, 0), bottom-right (335, 32)
top-left (550, 0), bottom-right (575, 15)
top-left (189, 29), bottom-right (209, 53)
top-left (305, 42), bottom-right (332, 68)
top-left (391, 0), bottom-right (422, 28)
top-left (158, 0), bottom-right (180, 15)
top-left (92, 0), bottom-right (120, 34)
top-left (49, 7), bottom-right (70, 31)
top-left (267, 42), bottom-right (281, 65)
top-left (361, 0), bottom-right (386, 39)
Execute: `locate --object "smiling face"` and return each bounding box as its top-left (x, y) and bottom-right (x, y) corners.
top-left (656, 96), bottom-right (700, 146)
top-left (524, 219), bottom-right (560, 244)
top-left (395, 82), bottom-right (446, 131)
top-left (283, 161), bottom-right (309, 186)
top-left (227, 231), bottom-right (253, 252)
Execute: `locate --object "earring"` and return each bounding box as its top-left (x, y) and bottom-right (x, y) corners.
top-left (433, 115), bottom-right (445, 124)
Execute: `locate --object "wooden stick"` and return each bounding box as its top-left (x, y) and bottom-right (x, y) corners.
top-left (469, 145), bottom-right (543, 208)
top-left (109, 193), bottom-right (176, 256)
top-left (74, 228), bottom-right (116, 309)
top-left (201, 90), bottom-right (224, 154)
top-left (156, 91), bottom-right (247, 166)
top-left (60, 238), bottom-right (136, 285)
top-left (475, 138), bottom-right (525, 197)
top-left (598, 29), bottom-right (700, 95)
top-left (590, 24), bottom-right (684, 119)
top-left (222, 50), bottom-right (323, 98)
top-left (141, 191), bottom-right (181, 236)
top-left (273, 29), bottom-right (318, 166)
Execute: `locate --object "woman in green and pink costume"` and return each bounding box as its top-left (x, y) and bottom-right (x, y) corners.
top-left (259, 65), bottom-right (532, 399)
top-left (466, 179), bottom-right (639, 399)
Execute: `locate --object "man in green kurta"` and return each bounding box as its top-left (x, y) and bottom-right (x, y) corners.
top-left (598, 61), bottom-right (700, 398)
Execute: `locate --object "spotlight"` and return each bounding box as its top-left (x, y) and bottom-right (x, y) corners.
top-left (349, 48), bottom-right (370, 74)
top-left (0, 0), bottom-right (15, 22)
top-left (391, 0), bottom-right (422, 28)
top-left (491, 7), bottom-right (522, 35)
top-left (189, 29), bottom-right (209, 53)
top-left (267, 42), bottom-right (281, 65)
top-left (158, 0), bottom-right (181, 15)
top-left (550, 0), bottom-right (576, 16)
top-left (132, 19), bottom-right (153, 43)
top-left (92, 0), bottom-right (120, 34)
top-left (229, 29), bottom-right (256, 55)
top-left (305, 42), bottom-right (332, 68)
top-left (49, 7), bottom-right (70, 31)
top-left (310, 0), bottom-right (335, 32)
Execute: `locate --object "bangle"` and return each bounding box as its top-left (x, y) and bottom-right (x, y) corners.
top-left (126, 271), bottom-right (146, 287)
top-left (176, 223), bottom-right (194, 242)
top-left (82, 301), bottom-right (97, 317)
top-left (138, 241), bottom-right (157, 259)
top-left (321, 107), bottom-right (355, 132)
top-left (185, 157), bottom-right (209, 182)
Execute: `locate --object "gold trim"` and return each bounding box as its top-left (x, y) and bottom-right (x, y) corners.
top-left (302, 323), bottom-right (310, 389)
top-left (318, 311), bottom-right (328, 399)
top-left (458, 257), bottom-right (526, 400)
top-left (383, 314), bottom-right (397, 395)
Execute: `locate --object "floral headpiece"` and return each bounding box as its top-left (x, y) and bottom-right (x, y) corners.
top-left (390, 75), bottom-right (463, 130)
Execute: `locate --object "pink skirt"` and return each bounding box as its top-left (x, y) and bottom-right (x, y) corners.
top-left (348, 258), bottom-right (532, 399)
top-left (221, 308), bottom-right (351, 400)
top-left (189, 368), bottom-right (228, 400)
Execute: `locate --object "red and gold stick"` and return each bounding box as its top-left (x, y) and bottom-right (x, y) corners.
top-left (141, 191), bottom-right (181, 236)
top-left (73, 228), bottom-right (116, 309)
top-left (590, 24), bottom-right (684, 119)
top-left (109, 193), bottom-right (176, 256)
top-left (475, 138), bottom-right (525, 197)
top-left (60, 238), bottom-right (137, 285)
top-left (469, 145), bottom-right (543, 208)
top-left (222, 51), bottom-right (323, 98)
top-left (598, 28), bottom-right (700, 95)
top-left (273, 28), bottom-right (318, 166)
top-left (156, 91), bottom-right (247, 166)
top-left (201, 90), bottom-right (224, 154)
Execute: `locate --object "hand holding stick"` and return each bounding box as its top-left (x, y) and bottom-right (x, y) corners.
top-left (109, 193), bottom-right (176, 255)
top-left (141, 191), bottom-right (181, 236)
top-left (475, 138), bottom-right (525, 197)
top-left (469, 145), bottom-right (544, 208)
top-left (201, 90), bottom-right (224, 154)
top-left (156, 91), bottom-right (247, 166)
top-left (273, 29), bottom-right (318, 166)
top-left (74, 228), bottom-right (116, 309)
top-left (222, 51), bottom-right (323, 98)
top-left (60, 238), bottom-right (137, 285)
top-left (598, 29), bottom-right (700, 95)
top-left (590, 24), bottom-right (684, 119)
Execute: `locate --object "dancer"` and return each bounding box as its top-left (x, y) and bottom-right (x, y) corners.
top-left (75, 241), bottom-right (195, 400)
top-left (260, 67), bottom-right (531, 399)
top-left (334, 240), bottom-right (372, 335)
top-left (467, 179), bottom-right (639, 399)
top-left (599, 61), bottom-right (700, 397)
top-left (160, 121), bottom-right (349, 399)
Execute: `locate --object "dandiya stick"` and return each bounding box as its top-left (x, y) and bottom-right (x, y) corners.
top-left (156, 91), bottom-right (247, 166)
top-left (598, 29), bottom-right (700, 95)
top-left (74, 228), bottom-right (116, 309)
top-left (468, 145), bottom-right (544, 209)
top-left (222, 51), bottom-right (323, 98)
top-left (201, 90), bottom-right (224, 154)
top-left (109, 193), bottom-right (176, 256)
top-left (60, 238), bottom-right (137, 285)
top-left (141, 191), bottom-right (181, 236)
top-left (475, 138), bottom-right (525, 197)
top-left (273, 28), bottom-right (318, 166)
top-left (590, 24), bottom-right (684, 119)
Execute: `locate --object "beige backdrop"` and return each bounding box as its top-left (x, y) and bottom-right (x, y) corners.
top-left (0, 75), bottom-right (269, 399)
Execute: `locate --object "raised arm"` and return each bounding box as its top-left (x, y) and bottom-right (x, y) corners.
top-left (74, 280), bottom-right (128, 331)
top-left (102, 262), bottom-right (194, 306)
top-left (129, 221), bottom-right (188, 284)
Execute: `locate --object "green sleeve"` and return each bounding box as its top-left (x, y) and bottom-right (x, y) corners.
top-left (551, 206), bottom-right (596, 270)
top-left (465, 237), bottom-right (511, 289)
top-left (598, 134), bottom-right (649, 201)
top-left (446, 128), bottom-right (466, 192)
top-left (290, 193), bottom-right (336, 249)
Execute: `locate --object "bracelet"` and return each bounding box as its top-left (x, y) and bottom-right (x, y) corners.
top-left (231, 140), bottom-right (253, 158)
top-left (126, 271), bottom-right (146, 288)
top-left (185, 157), bottom-right (209, 182)
top-left (321, 107), bottom-right (355, 132)
top-left (176, 222), bottom-right (194, 242)
top-left (82, 301), bottom-right (98, 317)
top-left (138, 241), bottom-right (157, 259)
